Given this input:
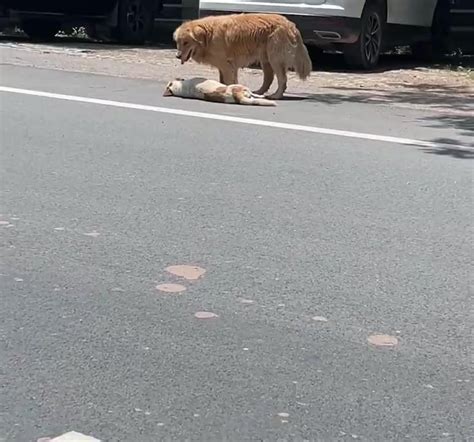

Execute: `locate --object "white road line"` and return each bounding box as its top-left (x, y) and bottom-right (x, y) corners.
top-left (1, 85), bottom-right (471, 151)
top-left (38, 431), bottom-right (101, 442)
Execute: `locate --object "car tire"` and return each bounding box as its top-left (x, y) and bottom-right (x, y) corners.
top-left (116, 0), bottom-right (154, 44)
top-left (22, 20), bottom-right (60, 41)
top-left (343, 1), bottom-right (385, 70)
top-left (410, 0), bottom-right (449, 61)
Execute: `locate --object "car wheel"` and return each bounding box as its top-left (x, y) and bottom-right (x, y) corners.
top-left (343, 1), bottom-right (385, 70)
top-left (22, 20), bottom-right (60, 41)
top-left (116, 0), bottom-right (154, 44)
top-left (410, 0), bottom-right (449, 61)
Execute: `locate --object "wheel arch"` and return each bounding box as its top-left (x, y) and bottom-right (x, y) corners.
top-left (365, 0), bottom-right (387, 22)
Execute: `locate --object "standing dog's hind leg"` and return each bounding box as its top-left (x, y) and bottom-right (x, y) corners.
top-left (254, 61), bottom-right (274, 95)
top-left (266, 62), bottom-right (287, 100)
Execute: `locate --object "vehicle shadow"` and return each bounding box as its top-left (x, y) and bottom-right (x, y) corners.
top-left (296, 85), bottom-right (473, 159)
top-left (421, 145), bottom-right (474, 159)
top-left (304, 83), bottom-right (473, 111)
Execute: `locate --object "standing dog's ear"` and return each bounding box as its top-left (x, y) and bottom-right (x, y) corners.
top-left (190, 25), bottom-right (208, 46)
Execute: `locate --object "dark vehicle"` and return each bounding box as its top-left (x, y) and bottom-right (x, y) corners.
top-left (0, 0), bottom-right (162, 43)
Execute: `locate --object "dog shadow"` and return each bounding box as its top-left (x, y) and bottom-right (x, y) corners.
top-left (278, 95), bottom-right (309, 101)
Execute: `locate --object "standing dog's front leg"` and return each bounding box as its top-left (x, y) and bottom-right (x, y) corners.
top-left (228, 60), bottom-right (238, 84)
top-left (219, 64), bottom-right (237, 85)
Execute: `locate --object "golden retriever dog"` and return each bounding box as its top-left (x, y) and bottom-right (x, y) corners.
top-left (163, 77), bottom-right (276, 106)
top-left (173, 13), bottom-right (312, 99)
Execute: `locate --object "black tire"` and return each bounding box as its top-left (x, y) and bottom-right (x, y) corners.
top-left (343, 1), bottom-right (385, 70)
top-left (410, 0), bottom-right (449, 61)
top-left (22, 20), bottom-right (60, 41)
top-left (116, 0), bottom-right (154, 44)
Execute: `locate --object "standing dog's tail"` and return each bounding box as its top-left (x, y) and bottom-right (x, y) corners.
top-left (294, 32), bottom-right (312, 80)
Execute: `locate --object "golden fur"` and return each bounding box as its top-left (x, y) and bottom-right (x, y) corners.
top-left (173, 13), bottom-right (312, 99)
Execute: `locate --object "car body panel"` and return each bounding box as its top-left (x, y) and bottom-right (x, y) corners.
top-left (199, 0), bottom-right (440, 26)
top-left (199, 0), bottom-right (365, 18)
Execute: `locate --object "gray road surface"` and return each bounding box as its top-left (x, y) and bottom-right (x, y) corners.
top-left (0, 64), bottom-right (472, 442)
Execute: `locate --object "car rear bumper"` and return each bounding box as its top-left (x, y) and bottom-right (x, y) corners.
top-left (291, 14), bottom-right (361, 44)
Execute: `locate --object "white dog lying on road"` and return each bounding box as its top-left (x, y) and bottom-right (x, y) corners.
top-left (163, 77), bottom-right (277, 106)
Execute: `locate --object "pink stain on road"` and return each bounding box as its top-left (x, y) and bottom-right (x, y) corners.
top-left (156, 283), bottom-right (187, 293)
top-left (166, 265), bottom-right (206, 280)
top-left (368, 334), bottom-right (399, 348)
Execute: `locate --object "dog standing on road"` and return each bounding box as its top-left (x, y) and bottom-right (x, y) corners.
top-left (163, 77), bottom-right (277, 106)
top-left (173, 13), bottom-right (312, 99)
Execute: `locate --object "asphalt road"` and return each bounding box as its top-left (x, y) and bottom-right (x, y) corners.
top-left (1, 65), bottom-right (472, 442)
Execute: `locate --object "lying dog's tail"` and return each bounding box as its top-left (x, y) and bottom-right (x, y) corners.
top-left (294, 32), bottom-right (312, 80)
top-left (232, 87), bottom-right (277, 106)
top-left (239, 96), bottom-right (277, 106)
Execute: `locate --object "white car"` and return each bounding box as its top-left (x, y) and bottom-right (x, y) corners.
top-left (198, 0), bottom-right (451, 69)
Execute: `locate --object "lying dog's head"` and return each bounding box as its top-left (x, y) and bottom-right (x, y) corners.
top-left (173, 22), bottom-right (208, 64)
top-left (163, 78), bottom-right (185, 97)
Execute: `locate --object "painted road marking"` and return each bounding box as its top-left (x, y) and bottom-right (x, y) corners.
top-left (38, 431), bottom-right (101, 442)
top-left (0, 86), bottom-right (471, 152)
